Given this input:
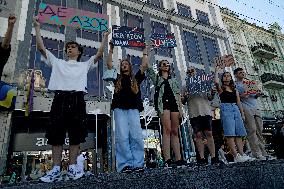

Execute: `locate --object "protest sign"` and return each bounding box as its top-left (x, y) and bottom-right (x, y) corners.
top-left (0, 0), bottom-right (17, 18)
top-left (214, 54), bottom-right (235, 68)
top-left (186, 69), bottom-right (213, 94)
top-left (38, 2), bottom-right (108, 32)
top-left (0, 81), bottom-right (16, 110)
top-left (112, 25), bottom-right (145, 47)
top-left (150, 33), bottom-right (177, 48)
top-left (243, 80), bottom-right (259, 95)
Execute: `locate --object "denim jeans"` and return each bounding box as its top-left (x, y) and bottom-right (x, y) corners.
top-left (220, 103), bottom-right (247, 137)
top-left (114, 108), bottom-right (144, 172)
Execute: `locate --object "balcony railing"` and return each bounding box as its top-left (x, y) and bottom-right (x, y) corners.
top-left (261, 73), bottom-right (284, 88)
top-left (250, 43), bottom-right (277, 60)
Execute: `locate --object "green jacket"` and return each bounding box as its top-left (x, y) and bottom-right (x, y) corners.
top-left (147, 68), bottom-right (181, 114)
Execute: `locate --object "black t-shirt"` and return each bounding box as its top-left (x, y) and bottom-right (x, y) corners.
top-left (111, 69), bottom-right (145, 111)
top-left (0, 43), bottom-right (11, 78)
top-left (162, 79), bottom-right (175, 103)
top-left (220, 90), bottom-right (237, 103)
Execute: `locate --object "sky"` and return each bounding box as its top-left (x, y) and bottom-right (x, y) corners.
top-left (218, 0), bottom-right (284, 33)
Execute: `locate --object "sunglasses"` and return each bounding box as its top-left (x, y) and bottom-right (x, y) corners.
top-left (161, 62), bottom-right (170, 67)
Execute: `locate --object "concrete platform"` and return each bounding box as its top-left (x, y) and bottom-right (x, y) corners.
top-left (1, 160), bottom-right (284, 189)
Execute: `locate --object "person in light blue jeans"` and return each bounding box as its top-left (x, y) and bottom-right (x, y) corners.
top-left (106, 42), bottom-right (149, 173)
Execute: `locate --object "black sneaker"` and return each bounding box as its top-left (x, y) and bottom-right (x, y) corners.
top-left (132, 167), bottom-right (144, 173)
top-left (121, 166), bottom-right (132, 173)
top-left (176, 160), bottom-right (187, 168)
top-left (163, 159), bottom-right (176, 168)
top-left (197, 158), bottom-right (208, 166)
top-left (211, 157), bottom-right (220, 165)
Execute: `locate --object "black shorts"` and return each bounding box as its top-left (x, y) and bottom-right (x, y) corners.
top-left (163, 99), bottom-right (179, 112)
top-left (190, 115), bottom-right (212, 134)
top-left (46, 91), bottom-right (87, 146)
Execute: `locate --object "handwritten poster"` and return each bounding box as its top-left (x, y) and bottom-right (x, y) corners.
top-left (112, 25), bottom-right (145, 47)
top-left (0, 0), bottom-right (17, 18)
top-left (243, 80), bottom-right (259, 95)
top-left (150, 33), bottom-right (177, 48)
top-left (186, 69), bottom-right (213, 94)
top-left (38, 3), bottom-right (108, 32)
top-left (214, 54), bottom-right (235, 68)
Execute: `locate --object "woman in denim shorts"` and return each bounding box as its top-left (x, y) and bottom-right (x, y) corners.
top-left (214, 65), bottom-right (251, 163)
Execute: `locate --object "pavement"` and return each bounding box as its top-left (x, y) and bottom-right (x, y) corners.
top-left (1, 159), bottom-right (284, 189)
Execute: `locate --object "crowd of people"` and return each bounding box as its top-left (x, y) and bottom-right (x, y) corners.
top-left (0, 14), bottom-right (279, 184)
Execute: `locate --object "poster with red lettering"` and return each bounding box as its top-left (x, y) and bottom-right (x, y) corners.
top-left (243, 80), bottom-right (259, 95)
top-left (38, 2), bottom-right (108, 32)
top-left (112, 25), bottom-right (145, 47)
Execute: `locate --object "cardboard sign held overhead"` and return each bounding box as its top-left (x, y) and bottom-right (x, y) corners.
top-left (0, 0), bottom-right (17, 18)
top-left (38, 3), bottom-right (108, 32)
top-left (243, 80), bottom-right (259, 95)
top-left (214, 54), bottom-right (235, 68)
top-left (150, 33), bottom-right (177, 48)
top-left (186, 69), bottom-right (213, 95)
top-left (112, 25), bottom-right (145, 47)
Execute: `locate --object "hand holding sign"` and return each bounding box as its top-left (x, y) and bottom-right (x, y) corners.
top-left (214, 54), bottom-right (235, 69)
top-left (8, 14), bottom-right (16, 26)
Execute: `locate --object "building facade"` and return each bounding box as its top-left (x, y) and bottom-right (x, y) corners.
top-left (0, 0), bottom-right (232, 175)
top-left (221, 8), bottom-right (284, 120)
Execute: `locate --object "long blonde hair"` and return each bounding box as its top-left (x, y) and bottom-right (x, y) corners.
top-left (114, 59), bottom-right (139, 94)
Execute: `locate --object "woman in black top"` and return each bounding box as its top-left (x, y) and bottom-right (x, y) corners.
top-left (106, 42), bottom-right (149, 173)
top-left (214, 65), bottom-right (251, 163)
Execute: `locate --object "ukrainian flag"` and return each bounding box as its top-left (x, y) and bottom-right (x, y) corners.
top-left (0, 81), bottom-right (17, 109)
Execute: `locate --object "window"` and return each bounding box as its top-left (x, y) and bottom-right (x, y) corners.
top-left (127, 55), bottom-right (152, 99)
top-left (29, 36), bottom-right (64, 86)
top-left (177, 3), bottom-right (191, 18)
top-left (203, 36), bottom-right (219, 66)
top-left (76, 1), bottom-right (103, 42)
top-left (183, 31), bottom-right (202, 64)
top-left (147, 0), bottom-right (163, 8)
top-left (151, 21), bottom-right (172, 57)
top-left (196, 10), bottom-right (210, 25)
top-left (81, 46), bottom-right (103, 96)
top-left (35, 0), bottom-right (66, 34)
top-left (124, 12), bottom-right (143, 28)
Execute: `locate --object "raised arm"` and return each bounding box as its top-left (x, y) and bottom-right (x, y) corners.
top-left (214, 64), bottom-right (222, 93)
top-left (140, 45), bottom-right (150, 74)
top-left (1, 14), bottom-right (16, 49)
top-left (94, 30), bottom-right (111, 63)
top-left (33, 16), bottom-right (47, 59)
top-left (106, 41), bottom-right (114, 70)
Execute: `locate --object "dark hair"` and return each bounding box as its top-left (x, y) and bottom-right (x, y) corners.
top-left (65, 41), bottom-right (83, 61)
top-left (233, 67), bottom-right (243, 75)
top-left (158, 60), bottom-right (171, 77)
top-left (221, 72), bottom-right (235, 91)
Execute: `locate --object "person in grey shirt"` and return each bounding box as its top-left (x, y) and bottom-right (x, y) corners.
top-left (234, 67), bottom-right (269, 160)
top-left (182, 67), bottom-right (219, 165)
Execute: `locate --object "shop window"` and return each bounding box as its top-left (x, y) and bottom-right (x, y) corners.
top-left (183, 31), bottom-right (202, 64)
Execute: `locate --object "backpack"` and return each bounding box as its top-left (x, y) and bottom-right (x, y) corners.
top-left (154, 75), bottom-right (165, 112)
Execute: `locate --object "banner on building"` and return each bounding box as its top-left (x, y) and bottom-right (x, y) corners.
top-left (150, 33), bottom-right (177, 48)
top-left (0, 81), bottom-right (17, 110)
top-left (38, 2), bottom-right (108, 32)
top-left (186, 69), bottom-right (213, 94)
top-left (0, 0), bottom-right (17, 18)
top-left (214, 54), bottom-right (235, 68)
top-left (243, 80), bottom-right (259, 95)
top-left (112, 25), bottom-right (145, 47)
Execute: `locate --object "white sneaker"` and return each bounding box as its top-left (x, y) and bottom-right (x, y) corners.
top-left (242, 154), bottom-right (256, 161)
top-left (39, 169), bottom-right (62, 183)
top-left (67, 165), bottom-right (84, 180)
top-left (256, 155), bottom-right (267, 161)
top-left (234, 153), bottom-right (248, 163)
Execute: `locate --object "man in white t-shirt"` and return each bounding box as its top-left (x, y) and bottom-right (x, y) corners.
top-left (33, 17), bottom-right (110, 182)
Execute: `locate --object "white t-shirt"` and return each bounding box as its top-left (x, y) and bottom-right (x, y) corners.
top-left (43, 50), bottom-right (98, 92)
